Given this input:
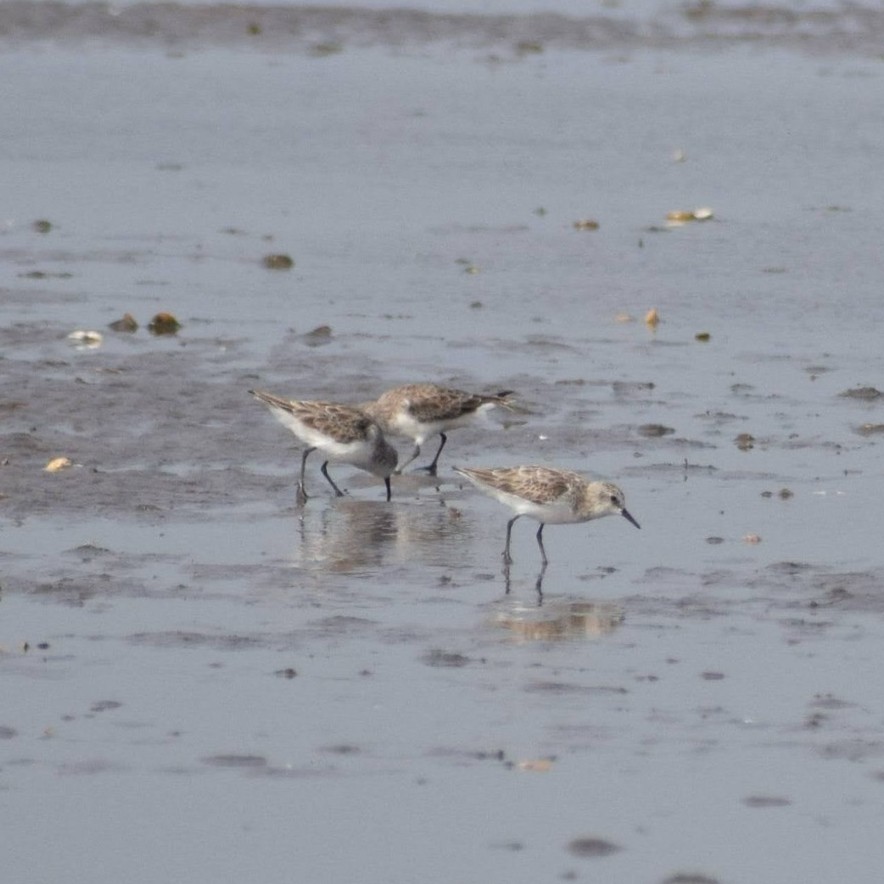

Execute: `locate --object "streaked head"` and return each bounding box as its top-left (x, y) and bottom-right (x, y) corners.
top-left (590, 481), bottom-right (640, 529)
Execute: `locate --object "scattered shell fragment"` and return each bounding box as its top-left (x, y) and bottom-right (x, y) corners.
top-left (516, 758), bottom-right (553, 772)
top-left (743, 533), bottom-right (762, 544)
top-left (672, 147), bottom-right (687, 163)
top-left (572, 219), bottom-right (600, 230)
top-left (108, 313), bottom-right (138, 333)
top-left (67, 330), bottom-right (103, 349)
top-left (735, 433), bottom-right (755, 451)
top-left (666, 207), bottom-right (714, 226)
top-left (44, 457), bottom-right (72, 473)
top-left (644, 308), bottom-right (660, 328)
top-left (855, 423), bottom-right (884, 436)
top-left (614, 312), bottom-right (634, 323)
top-left (148, 312), bottom-right (181, 335)
top-left (262, 253), bottom-right (294, 270)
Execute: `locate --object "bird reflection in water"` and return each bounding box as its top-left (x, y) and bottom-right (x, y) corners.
top-left (293, 498), bottom-right (470, 573)
top-left (490, 594), bottom-right (625, 642)
top-left (503, 560), bottom-right (548, 600)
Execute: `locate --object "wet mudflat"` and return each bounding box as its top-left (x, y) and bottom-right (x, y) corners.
top-left (2, 8), bottom-right (884, 883)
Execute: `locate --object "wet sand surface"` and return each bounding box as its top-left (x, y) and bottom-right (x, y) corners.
top-left (2, 5), bottom-right (884, 882)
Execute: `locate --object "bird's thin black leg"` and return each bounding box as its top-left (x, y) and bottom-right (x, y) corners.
top-left (384, 476), bottom-right (392, 502)
top-left (503, 514), bottom-right (521, 565)
top-left (396, 443), bottom-right (421, 474)
top-left (297, 446), bottom-right (317, 505)
top-left (536, 523), bottom-right (548, 565)
top-left (420, 432), bottom-right (447, 477)
top-left (320, 461), bottom-right (345, 497)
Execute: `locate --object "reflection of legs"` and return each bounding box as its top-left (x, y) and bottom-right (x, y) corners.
top-left (297, 447), bottom-right (317, 506)
top-left (420, 433), bottom-right (447, 477)
top-left (503, 514), bottom-right (521, 565)
top-left (534, 561), bottom-right (547, 602)
top-left (320, 461), bottom-right (345, 497)
top-left (536, 523), bottom-right (548, 565)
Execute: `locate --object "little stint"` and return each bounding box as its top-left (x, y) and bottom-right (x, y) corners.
top-left (453, 465), bottom-right (640, 565)
top-left (250, 390), bottom-right (398, 504)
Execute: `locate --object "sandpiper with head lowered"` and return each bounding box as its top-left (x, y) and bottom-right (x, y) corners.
top-left (250, 390), bottom-right (398, 505)
top-left (363, 383), bottom-right (515, 476)
top-left (453, 465), bottom-right (640, 565)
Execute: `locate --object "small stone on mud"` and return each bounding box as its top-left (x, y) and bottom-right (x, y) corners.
top-left (108, 313), bottom-right (138, 333)
top-left (742, 533), bottom-right (762, 544)
top-left (572, 218), bottom-right (600, 230)
top-left (695, 331), bottom-right (711, 341)
top-left (645, 307), bottom-right (660, 327)
top-left (735, 433), bottom-right (755, 451)
top-left (567, 836), bottom-right (622, 858)
top-left (203, 754), bottom-right (268, 768)
top-left (32, 219), bottom-right (52, 233)
top-left (303, 325), bottom-right (332, 346)
top-left (516, 40), bottom-right (543, 54)
top-left (840, 386), bottom-right (881, 400)
top-left (742, 795), bottom-right (791, 808)
top-left (661, 874), bottom-right (721, 884)
top-left (148, 312), bottom-right (181, 335)
top-left (422, 649), bottom-right (470, 668)
top-left (309, 42), bottom-right (342, 56)
top-left (638, 423), bottom-right (675, 437)
top-left (262, 253), bottom-right (295, 270)
top-left (274, 667), bottom-right (298, 679)
top-left (705, 536), bottom-right (724, 544)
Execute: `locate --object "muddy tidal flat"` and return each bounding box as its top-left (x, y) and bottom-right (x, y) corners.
top-left (2, 3), bottom-right (884, 882)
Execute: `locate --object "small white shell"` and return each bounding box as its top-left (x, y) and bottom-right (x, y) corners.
top-left (67, 330), bottom-right (103, 349)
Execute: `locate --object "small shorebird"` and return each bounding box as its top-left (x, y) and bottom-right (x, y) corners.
top-left (453, 465), bottom-right (640, 565)
top-left (250, 390), bottom-right (398, 504)
top-left (363, 383), bottom-right (514, 476)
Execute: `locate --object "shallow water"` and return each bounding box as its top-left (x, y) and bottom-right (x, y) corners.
top-left (2, 10), bottom-right (884, 884)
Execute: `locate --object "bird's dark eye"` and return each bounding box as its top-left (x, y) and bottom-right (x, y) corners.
top-left (609, 494), bottom-right (619, 504)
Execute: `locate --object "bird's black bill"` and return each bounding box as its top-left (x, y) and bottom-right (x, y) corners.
top-left (621, 508), bottom-right (641, 529)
